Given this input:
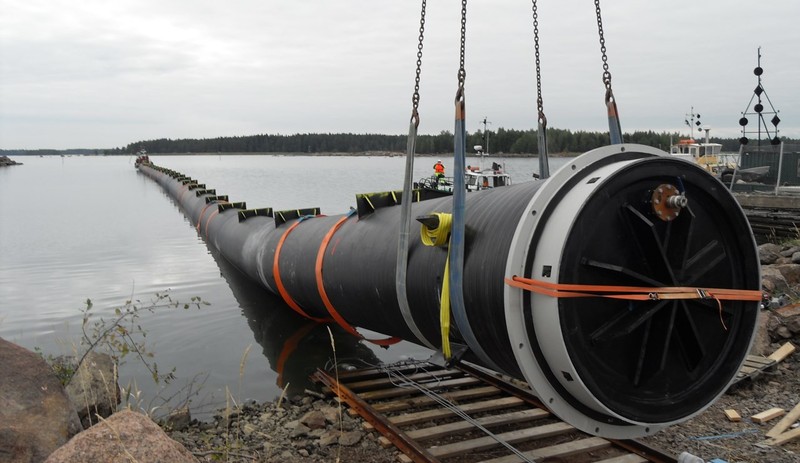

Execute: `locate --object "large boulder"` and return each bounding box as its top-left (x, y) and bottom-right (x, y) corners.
top-left (44, 409), bottom-right (197, 463)
top-left (772, 263), bottom-right (800, 287)
top-left (0, 338), bottom-right (82, 463)
top-left (0, 155), bottom-right (22, 166)
top-left (65, 351), bottom-right (120, 428)
top-left (762, 265), bottom-right (790, 293)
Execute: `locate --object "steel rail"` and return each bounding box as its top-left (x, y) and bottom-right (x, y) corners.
top-left (311, 369), bottom-right (440, 463)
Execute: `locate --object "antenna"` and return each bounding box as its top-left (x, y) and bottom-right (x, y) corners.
top-left (739, 47), bottom-right (781, 147)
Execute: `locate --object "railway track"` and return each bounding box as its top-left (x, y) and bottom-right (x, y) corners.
top-left (312, 361), bottom-right (677, 463)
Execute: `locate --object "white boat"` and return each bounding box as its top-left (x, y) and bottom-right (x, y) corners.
top-left (415, 148), bottom-right (512, 194)
top-left (670, 132), bottom-right (769, 183)
top-left (669, 138), bottom-right (724, 173)
top-left (465, 161), bottom-right (512, 191)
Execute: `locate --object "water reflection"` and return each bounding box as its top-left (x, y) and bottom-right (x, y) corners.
top-left (208, 244), bottom-right (380, 396)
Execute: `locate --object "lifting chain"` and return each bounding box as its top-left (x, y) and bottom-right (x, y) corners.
top-left (531, 0), bottom-right (544, 125)
top-left (410, 0), bottom-right (427, 128)
top-left (593, 0), bottom-right (623, 144)
top-left (455, 0), bottom-right (467, 107)
top-left (531, 0), bottom-right (550, 178)
top-left (594, 0), bottom-right (612, 93)
top-left (456, 0), bottom-right (467, 111)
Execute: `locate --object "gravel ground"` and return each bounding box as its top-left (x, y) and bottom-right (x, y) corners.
top-left (165, 340), bottom-right (798, 463)
top-left (641, 341), bottom-right (799, 463)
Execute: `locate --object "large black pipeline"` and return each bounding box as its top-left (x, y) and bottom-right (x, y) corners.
top-left (137, 144), bottom-right (760, 439)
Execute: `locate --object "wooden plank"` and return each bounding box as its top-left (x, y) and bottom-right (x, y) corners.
top-left (766, 401), bottom-right (800, 438)
top-left (479, 437), bottom-right (611, 463)
top-left (768, 342), bottom-right (797, 363)
top-left (377, 435), bottom-right (393, 449)
top-left (372, 386), bottom-right (500, 413)
top-left (343, 368), bottom-right (461, 392)
top-left (751, 407), bottom-right (786, 424)
top-left (390, 396), bottom-right (525, 427)
top-left (427, 422), bottom-right (574, 458)
top-left (594, 455), bottom-right (649, 463)
top-left (746, 355), bottom-right (777, 366)
top-left (763, 426), bottom-right (800, 446)
top-left (724, 409), bottom-right (742, 422)
top-left (406, 408), bottom-right (550, 442)
top-left (738, 366), bottom-right (759, 375)
top-left (359, 376), bottom-right (481, 400)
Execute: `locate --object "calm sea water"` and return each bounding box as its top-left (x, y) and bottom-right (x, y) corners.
top-left (0, 154), bottom-right (568, 417)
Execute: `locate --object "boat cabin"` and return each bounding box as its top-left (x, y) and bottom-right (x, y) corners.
top-left (670, 139), bottom-right (723, 172)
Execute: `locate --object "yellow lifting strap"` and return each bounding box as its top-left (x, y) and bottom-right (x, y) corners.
top-left (420, 212), bottom-right (454, 358)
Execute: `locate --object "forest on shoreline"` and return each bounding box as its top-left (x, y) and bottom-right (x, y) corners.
top-left (4, 127), bottom-right (797, 156)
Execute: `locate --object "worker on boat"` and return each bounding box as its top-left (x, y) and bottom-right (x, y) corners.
top-left (433, 159), bottom-right (445, 183)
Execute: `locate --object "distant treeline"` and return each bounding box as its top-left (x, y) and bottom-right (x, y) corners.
top-left (122, 128), bottom-right (793, 155)
top-left (1, 148), bottom-right (110, 156)
top-left (4, 128), bottom-right (797, 156)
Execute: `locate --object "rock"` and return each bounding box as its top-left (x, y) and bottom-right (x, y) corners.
top-left (299, 410), bottom-right (327, 430)
top-left (793, 251), bottom-right (800, 264)
top-left (165, 407), bottom-right (191, 431)
top-left (66, 351), bottom-right (120, 428)
top-left (0, 155), bottom-right (22, 166)
top-left (787, 317), bottom-right (800, 334)
top-left (776, 326), bottom-right (793, 339)
top-left (773, 264), bottom-right (800, 286)
top-left (338, 430), bottom-right (363, 446)
top-left (773, 304), bottom-right (800, 336)
top-left (291, 423), bottom-right (311, 438)
top-left (45, 409), bottom-right (196, 463)
top-left (319, 430), bottom-right (340, 446)
top-left (766, 313), bottom-right (782, 332)
top-left (215, 408), bottom-right (239, 426)
top-left (0, 338), bottom-right (82, 463)
top-left (762, 266), bottom-right (790, 292)
top-left (750, 311), bottom-right (772, 356)
top-left (284, 419), bottom-right (300, 430)
top-left (320, 405), bottom-right (341, 424)
top-left (779, 246), bottom-right (800, 257)
top-left (759, 243), bottom-right (783, 265)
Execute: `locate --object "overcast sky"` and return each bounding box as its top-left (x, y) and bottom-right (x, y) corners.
top-left (1, 0), bottom-right (798, 150)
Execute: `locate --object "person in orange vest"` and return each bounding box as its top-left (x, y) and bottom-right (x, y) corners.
top-left (433, 159), bottom-right (445, 183)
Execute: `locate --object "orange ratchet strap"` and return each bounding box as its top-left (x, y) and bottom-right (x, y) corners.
top-left (506, 276), bottom-right (762, 331)
top-left (315, 213), bottom-right (401, 346)
top-left (505, 276), bottom-right (762, 302)
top-left (196, 200), bottom-right (228, 233)
top-left (273, 218), bottom-right (332, 323)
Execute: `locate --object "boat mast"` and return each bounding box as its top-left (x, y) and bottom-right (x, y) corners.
top-left (480, 116), bottom-right (490, 170)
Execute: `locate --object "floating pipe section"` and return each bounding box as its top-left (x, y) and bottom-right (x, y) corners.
top-left (137, 144), bottom-right (760, 439)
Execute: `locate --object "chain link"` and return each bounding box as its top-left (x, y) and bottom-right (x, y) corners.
top-left (531, 0), bottom-right (544, 123)
top-left (457, 0), bottom-right (467, 90)
top-left (411, 0), bottom-right (427, 114)
top-left (594, 0), bottom-right (612, 90)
